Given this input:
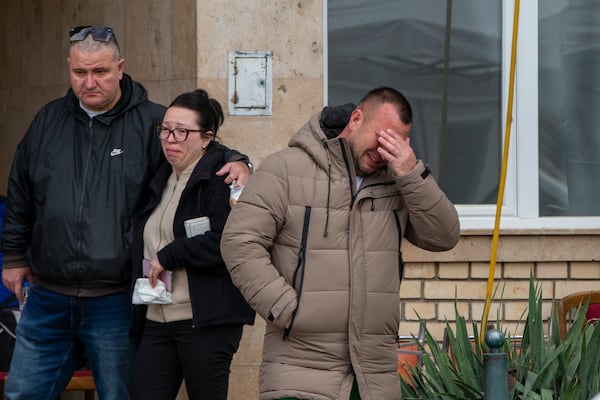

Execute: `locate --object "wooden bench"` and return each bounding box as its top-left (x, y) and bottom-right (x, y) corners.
top-left (555, 290), bottom-right (600, 339)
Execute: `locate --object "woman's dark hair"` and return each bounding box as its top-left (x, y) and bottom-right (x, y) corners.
top-left (168, 89), bottom-right (225, 139)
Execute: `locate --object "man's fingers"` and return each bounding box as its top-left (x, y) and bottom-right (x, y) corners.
top-left (215, 164), bottom-right (230, 177)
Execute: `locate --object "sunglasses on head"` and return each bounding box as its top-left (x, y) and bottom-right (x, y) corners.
top-left (69, 26), bottom-right (115, 43)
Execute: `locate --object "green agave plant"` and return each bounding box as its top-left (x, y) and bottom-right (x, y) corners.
top-left (400, 278), bottom-right (600, 399)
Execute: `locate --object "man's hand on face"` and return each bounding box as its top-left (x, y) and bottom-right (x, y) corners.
top-left (376, 129), bottom-right (417, 177)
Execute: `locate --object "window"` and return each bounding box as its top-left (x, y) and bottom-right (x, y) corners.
top-left (539, 0), bottom-right (600, 217)
top-left (326, 0), bottom-right (600, 230)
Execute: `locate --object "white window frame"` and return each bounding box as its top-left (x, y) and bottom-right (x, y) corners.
top-left (324, 0), bottom-right (600, 231)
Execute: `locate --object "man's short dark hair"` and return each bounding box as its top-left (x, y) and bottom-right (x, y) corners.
top-left (358, 87), bottom-right (412, 125)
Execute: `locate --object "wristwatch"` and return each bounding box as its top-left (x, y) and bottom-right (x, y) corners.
top-left (246, 161), bottom-right (254, 174)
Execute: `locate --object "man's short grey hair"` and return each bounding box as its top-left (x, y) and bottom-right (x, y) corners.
top-left (70, 34), bottom-right (121, 61)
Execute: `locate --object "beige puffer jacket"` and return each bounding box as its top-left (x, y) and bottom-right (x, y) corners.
top-left (221, 110), bottom-right (460, 400)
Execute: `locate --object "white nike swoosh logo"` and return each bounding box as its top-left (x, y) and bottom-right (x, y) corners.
top-left (110, 149), bottom-right (124, 157)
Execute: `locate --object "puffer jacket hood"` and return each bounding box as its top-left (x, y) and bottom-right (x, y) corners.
top-left (288, 104), bottom-right (358, 239)
top-left (222, 105), bottom-right (459, 399)
top-left (288, 103), bottom-right (355, 169)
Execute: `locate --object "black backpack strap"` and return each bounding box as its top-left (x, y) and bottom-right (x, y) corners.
top-left (283, 206), bottom-right (312, 340)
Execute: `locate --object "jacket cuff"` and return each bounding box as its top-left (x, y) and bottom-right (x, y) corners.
top-left (395, 160), bottom-right (428, 184)
top-left (224, 149), bottom-right (250, 165)
top-left (267, 294), bottom-right (297, 329)
top-left (156, 249), bottom-right (174, 271)
top-left (2, 253), bottom-right (28, 269)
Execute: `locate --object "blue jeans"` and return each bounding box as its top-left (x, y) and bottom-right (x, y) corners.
top-left (5, 286), bottom-right (138, 400)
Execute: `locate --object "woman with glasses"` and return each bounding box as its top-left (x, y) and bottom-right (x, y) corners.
top-left (129, 89), bottom-right (255, 400)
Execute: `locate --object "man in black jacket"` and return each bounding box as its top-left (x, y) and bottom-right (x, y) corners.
top-left (0, 26), bottom-right (250, 400)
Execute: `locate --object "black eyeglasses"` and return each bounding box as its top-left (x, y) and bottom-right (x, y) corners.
top-left (156, 126), bottom-right (207, 142)
top-left (69, 26), bottom-right (115, 43)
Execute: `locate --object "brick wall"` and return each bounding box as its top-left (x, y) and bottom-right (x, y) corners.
top-left (399, 233), bottom-right (600, 339)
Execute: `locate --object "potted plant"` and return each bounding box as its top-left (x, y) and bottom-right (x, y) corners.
top-left (400, 278), bottom-right (600, 399)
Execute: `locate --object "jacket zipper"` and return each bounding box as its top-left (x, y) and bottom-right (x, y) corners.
top-left (283, 205), bottom-right (312, 339)
top-left (156, 180), bottom-right (179, 323)
top-left (75, 118), bottom-right (94, 292)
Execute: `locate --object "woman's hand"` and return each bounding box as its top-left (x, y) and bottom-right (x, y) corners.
top-left (148, 258), bottom-right (166, 288)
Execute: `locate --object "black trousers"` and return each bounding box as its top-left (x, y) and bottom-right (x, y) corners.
top-left (131, 320), bottom-right (244, 400)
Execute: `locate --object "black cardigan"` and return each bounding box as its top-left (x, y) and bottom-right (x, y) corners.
top-left (129, 142), bottom-right (255, 338)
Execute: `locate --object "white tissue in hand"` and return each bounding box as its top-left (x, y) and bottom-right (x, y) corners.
top-left (132, 278), bottom-right (172, 304)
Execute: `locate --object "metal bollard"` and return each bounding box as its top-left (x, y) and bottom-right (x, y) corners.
top-left (484, 327), bottom-right (508, 400)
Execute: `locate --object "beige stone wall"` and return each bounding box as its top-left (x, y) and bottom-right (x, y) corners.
top-left (399, 233), bottom-right (600, 340)
top-left (0, 0), bottom-right (198, 193)
top-left (0, 0), bottom-right (322, 195)
top-left (193, 0), bottom-right (324, 168)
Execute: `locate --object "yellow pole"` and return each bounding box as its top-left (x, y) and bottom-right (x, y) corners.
top-left (480, 0), bottom-right (521, 345)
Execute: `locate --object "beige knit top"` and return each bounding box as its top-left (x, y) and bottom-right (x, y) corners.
top-left (142, 158), bottom-right (200, 323)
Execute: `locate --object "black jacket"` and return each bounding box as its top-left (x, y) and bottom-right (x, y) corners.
top-left (129, 143), bottom-right (255, 337)
top-left (1, 74), bottom-right (165, 293)
top-left (1, 75), bottom-right (249, 295)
